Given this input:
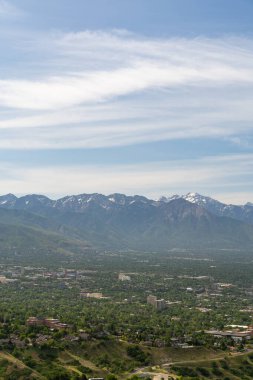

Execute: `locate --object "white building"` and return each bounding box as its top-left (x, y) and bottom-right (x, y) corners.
top-left (118, 273), bottom-right (131, 281)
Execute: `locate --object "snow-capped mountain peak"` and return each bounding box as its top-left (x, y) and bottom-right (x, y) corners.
top-left (160, 192), bottom-right (223, 207)
top-left (184, 192), bottom-right (205, 203)
top-left (159, 192), bottom-right (253, 225)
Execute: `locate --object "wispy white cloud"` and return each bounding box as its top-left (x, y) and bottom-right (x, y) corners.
top-left (0, 89), bottom-right (253, 149)
top-left (1, 33), bottom-right (253, 110)
top-left (0, 30), bottom-right (253, 149)
top-left (0, 63), bottom-right (252, 111)
top-left (0, 0), bottom-right (23, 18)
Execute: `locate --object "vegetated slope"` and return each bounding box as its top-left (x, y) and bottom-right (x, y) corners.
top-left (170, 351), bottom-right (253, 379)
top-left (0, 210), bottom-right (90, 260)
top-left (0, 207), bottom-right (84, 240)
top-left (0, 339), bottom-right (253, 379)
top-left (1, 194), bottom-right (253, 251)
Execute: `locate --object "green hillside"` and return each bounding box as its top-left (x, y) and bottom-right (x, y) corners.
top-left (0, 221), bottom-right (90, 263)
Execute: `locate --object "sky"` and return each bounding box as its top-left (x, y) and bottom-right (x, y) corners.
top-left (0, 0), bottom-right (253, 204)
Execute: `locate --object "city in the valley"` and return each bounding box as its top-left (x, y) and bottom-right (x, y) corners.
top-left (0, 249), bottom-right (253, 379)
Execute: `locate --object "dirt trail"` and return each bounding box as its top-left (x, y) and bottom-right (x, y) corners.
top-left (0, 351), bottom-right (45, 379)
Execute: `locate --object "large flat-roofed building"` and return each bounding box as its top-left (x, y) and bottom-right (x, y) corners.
top-left (80, 292), bottom-right (104, 299)
top-left (205, 329), bottom-right (253, 342)
top-left (118, 273), bottom-right (131, 281)
top-left (26, 317), bottom-right (69, 330)
top-left (26, 317), bottom-right (44, 326)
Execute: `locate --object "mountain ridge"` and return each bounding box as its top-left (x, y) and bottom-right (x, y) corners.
top-left (1, 192), bottom-right (253, 225)
top-left (0, 192), bottom-right (253, 251)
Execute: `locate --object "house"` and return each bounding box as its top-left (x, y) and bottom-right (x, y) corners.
top-left (35, 335), bottom-right (50, 346)
top-left (10, 334), bottom-right (25, 348)
top-left (79, 330), bottom-right (91, 341)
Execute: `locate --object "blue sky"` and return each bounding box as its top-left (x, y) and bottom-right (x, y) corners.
top-left (0, 0), bottom-right (253, 203)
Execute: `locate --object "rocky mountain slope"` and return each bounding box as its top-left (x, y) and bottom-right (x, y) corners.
top-left (160, 192), bottom-right (253, 225)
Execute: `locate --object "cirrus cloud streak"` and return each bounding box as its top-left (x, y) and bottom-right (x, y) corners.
top-left (0, 31), bottom-right (253, 149)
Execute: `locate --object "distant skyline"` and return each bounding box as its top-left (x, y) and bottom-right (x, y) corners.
top-left (0, 0), bottom-right (253, 204)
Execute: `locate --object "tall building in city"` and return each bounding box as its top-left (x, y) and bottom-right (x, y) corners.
top-left (147, 295), bottom-right (167, 311)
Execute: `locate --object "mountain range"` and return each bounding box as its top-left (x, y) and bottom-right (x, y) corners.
top-left (0, 192), bottom-right (253, 255)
